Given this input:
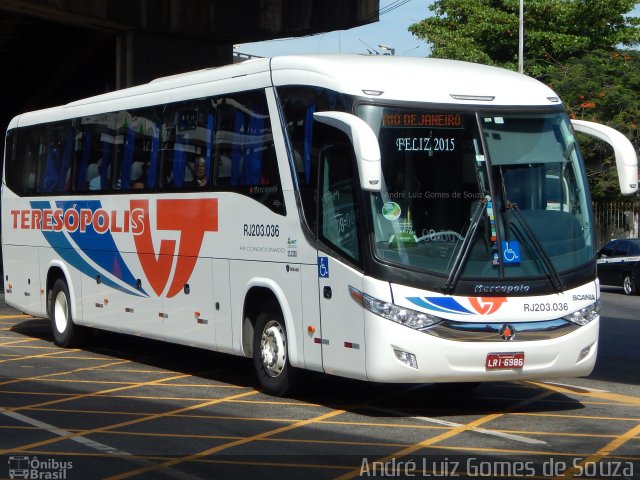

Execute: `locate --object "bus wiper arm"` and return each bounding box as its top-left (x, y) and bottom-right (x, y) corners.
top-left (507, 202), bottom-right (565, 293)
top-left (443, 199), bottom-right (487, 295)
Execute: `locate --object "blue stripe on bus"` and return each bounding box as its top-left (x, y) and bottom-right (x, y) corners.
top-left (32, 200), bottom-right (148, 298)
top-left (407, 296), bottom-right (474, 315)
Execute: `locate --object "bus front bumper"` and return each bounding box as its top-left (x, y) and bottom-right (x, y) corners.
top-left (364, 312), bottom-right (598, 383)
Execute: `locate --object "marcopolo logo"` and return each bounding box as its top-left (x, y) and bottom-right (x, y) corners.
top-left (8, 456), bottom-right (72, 479)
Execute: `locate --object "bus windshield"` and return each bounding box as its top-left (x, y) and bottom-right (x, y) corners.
top-left (358, 105), bottom-right (594, 284)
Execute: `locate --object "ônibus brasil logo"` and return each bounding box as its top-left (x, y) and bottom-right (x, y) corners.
top-left (13, 198), bottom-right (218, 298)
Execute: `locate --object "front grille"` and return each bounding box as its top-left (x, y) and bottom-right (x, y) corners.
top-left (423, 318), bottom-right (580, 342)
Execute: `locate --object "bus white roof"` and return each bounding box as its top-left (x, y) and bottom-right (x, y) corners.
top-left (270, 55), bottom-right (560, 107)
top-left (9, 54), bottom-right (561, 129)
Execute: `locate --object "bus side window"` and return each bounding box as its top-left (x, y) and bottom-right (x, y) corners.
top-left (214, 91), bottom-right (285, 214)
top-left (75, 113), bottom-right (118, 193)
top-left (74, 129), bottom-right (93, 192)
top-left (114, 124), bottom-right (136, 189)
top-left (8, 127), bottom-right (40, 196)
top-left (319, 144), bottom-right (360, 262)
top-left (277, 86), bottom-right (349, 230)
top-left (117, 108), bottom-right (161, 191)
top-left (159, 101), bottom-right (210, 190)
top-left (38, 124), bottom-right (73, 194)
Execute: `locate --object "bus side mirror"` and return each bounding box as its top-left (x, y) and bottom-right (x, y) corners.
top-left (571, 119), bottom-right (638, 195)
top-left (313, 111), bottom-right (382, 192)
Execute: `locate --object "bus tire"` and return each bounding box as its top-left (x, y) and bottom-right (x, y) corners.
top-left (253, 310), bottom-right (295, 396)
top-left (50, 278), bottom-right (88, 348)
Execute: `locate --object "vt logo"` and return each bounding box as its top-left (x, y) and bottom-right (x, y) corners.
top-left (407, 296), bottom-right (507, 316)
top-left (468, 297), bottom-right (507, 315)
top-left (131, 199), bottom-right (218, 298)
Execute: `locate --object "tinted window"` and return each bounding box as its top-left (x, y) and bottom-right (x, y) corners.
top-left (319, 144), bottom-right (360, 262)
top-left (74, 113), bottom-right (116, 193)
top-left (600, 242), bottom-right (616, 257)
top-left (159, 99), bottom-right (211, 190)
top-left (614, 242), bottom-right (630, 257)
top-left (6, 128), bottom-right (39, 196)
top-left (278, 86), bottom-right (349, 228)
top-left (213, 91), bottom-right (284, 214)
top-left (5, 90), bottom-right (285, 215)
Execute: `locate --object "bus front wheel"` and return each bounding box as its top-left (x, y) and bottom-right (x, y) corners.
top-left (253, 310), bottom-right (295, 396)
top-left (50, 278), bottom-right (88, 348)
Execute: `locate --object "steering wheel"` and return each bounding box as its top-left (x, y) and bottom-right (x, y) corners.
top-left (416, 230), bottom-right (464, 243)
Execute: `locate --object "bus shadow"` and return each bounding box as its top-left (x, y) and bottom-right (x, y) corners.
top-left (292, 374), bottom-right (586, 417)
top-left (8, 317), bottom-right (586, 418)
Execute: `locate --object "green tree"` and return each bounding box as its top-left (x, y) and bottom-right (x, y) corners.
top-left (409, 0), bottom-right (640, 76)
top-left (545, 49), bottom-right (640, 200)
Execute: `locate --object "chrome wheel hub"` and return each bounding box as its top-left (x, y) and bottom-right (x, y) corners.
top-left (54, 291), bottom-right (68, 334)
top-left (260, 320), bottom-right (286, 377)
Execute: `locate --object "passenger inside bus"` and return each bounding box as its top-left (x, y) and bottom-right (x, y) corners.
top-left (132, 161), bottom-right (150, 189)
top-left (186, 156), bottom-right (207, 187)
top-left (87, 158), bottom-right (102, 190)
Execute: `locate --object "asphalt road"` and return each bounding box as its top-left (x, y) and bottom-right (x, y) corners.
top-left (0, 290), bottom-right (638, 480)
top-left (588, 287), bottom-right (640, 392)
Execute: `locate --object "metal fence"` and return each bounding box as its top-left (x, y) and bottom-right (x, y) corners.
top-left (592, 202), bottom-right (640, 249)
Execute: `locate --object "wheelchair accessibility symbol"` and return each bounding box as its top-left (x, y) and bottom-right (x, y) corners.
top-left (318, 256), bottom-right (330, 278)
top-left (501, 241), bottom-right (521, 264)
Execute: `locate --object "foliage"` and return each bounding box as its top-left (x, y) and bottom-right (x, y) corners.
top-left (409, 0), bottom-right (640, 201)
top-left (409, 0), bottom-right (640, 76)
top-left (545, 49), bottom-right (640, 200)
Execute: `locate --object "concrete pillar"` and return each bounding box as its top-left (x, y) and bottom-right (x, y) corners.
top-left (116, 31), bottom-right (232, 88)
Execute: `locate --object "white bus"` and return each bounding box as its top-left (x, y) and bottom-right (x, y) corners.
top-left (2, 55), bottom-right (637, 396)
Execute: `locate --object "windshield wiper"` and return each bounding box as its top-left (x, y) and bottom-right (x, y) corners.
top-left (506, 202), bottom-right (565, 293)
top-left (496, 167), bottom-right (564, 293)
top-left (443, 199), bottom-right (487, 295)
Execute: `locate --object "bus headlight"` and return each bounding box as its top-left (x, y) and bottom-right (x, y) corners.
top-left (563, 300), bottom-right (600, 326)
top-left (349, 286), bottom-right (441, 330)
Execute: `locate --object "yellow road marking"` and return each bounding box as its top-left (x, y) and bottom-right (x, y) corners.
top-left (0, 350), bottom-right (73, 364)
top-left (6, 371), bottom-right (193, 413)
top-left (20, 355), bottom-right (122, 361)
top-left (0, 314), bottom-right (32, 319)
top-left (516, 412), bottom-right (640, 422)
top-left (0, 359), bottom-right (131, 387)
top-left (528, 380), bottom-right (640, 407)
top-left (0, 345), bottom-right (64, 350)
top-left (0, 390), bottom-right (258, 455)
top-left (104, 406), bottom-right (346, 480)
top-left (0, 338), bottom-right (42, 347)
top-left (4, 336), bottom-right (638, 478)
top-left (332, 389), bottom-right (555, 480)
top-left (102, 383), bottom-right (429, 479)
top-left (554, 422), bottom-right (640, 479)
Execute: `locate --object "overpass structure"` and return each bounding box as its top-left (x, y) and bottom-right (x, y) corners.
top-left (0, 0), bottom-right (378, 131)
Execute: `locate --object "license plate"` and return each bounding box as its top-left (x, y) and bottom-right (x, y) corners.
top-left (485, 352), bottom-right (525, 370)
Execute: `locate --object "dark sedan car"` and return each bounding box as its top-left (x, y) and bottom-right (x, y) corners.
top-left (597, 238), bottom-right (640, 295)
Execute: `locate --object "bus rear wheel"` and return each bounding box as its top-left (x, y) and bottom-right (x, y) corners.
top-left (253, 310), bottom-right (295, 396)
top-left (50, 278), bottom-right (88, 348)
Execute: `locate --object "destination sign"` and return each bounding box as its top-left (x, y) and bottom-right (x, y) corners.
top-left (395, 136), bottom-right (456, 152)
top-left (383, 113), bottom-right (464, 129)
